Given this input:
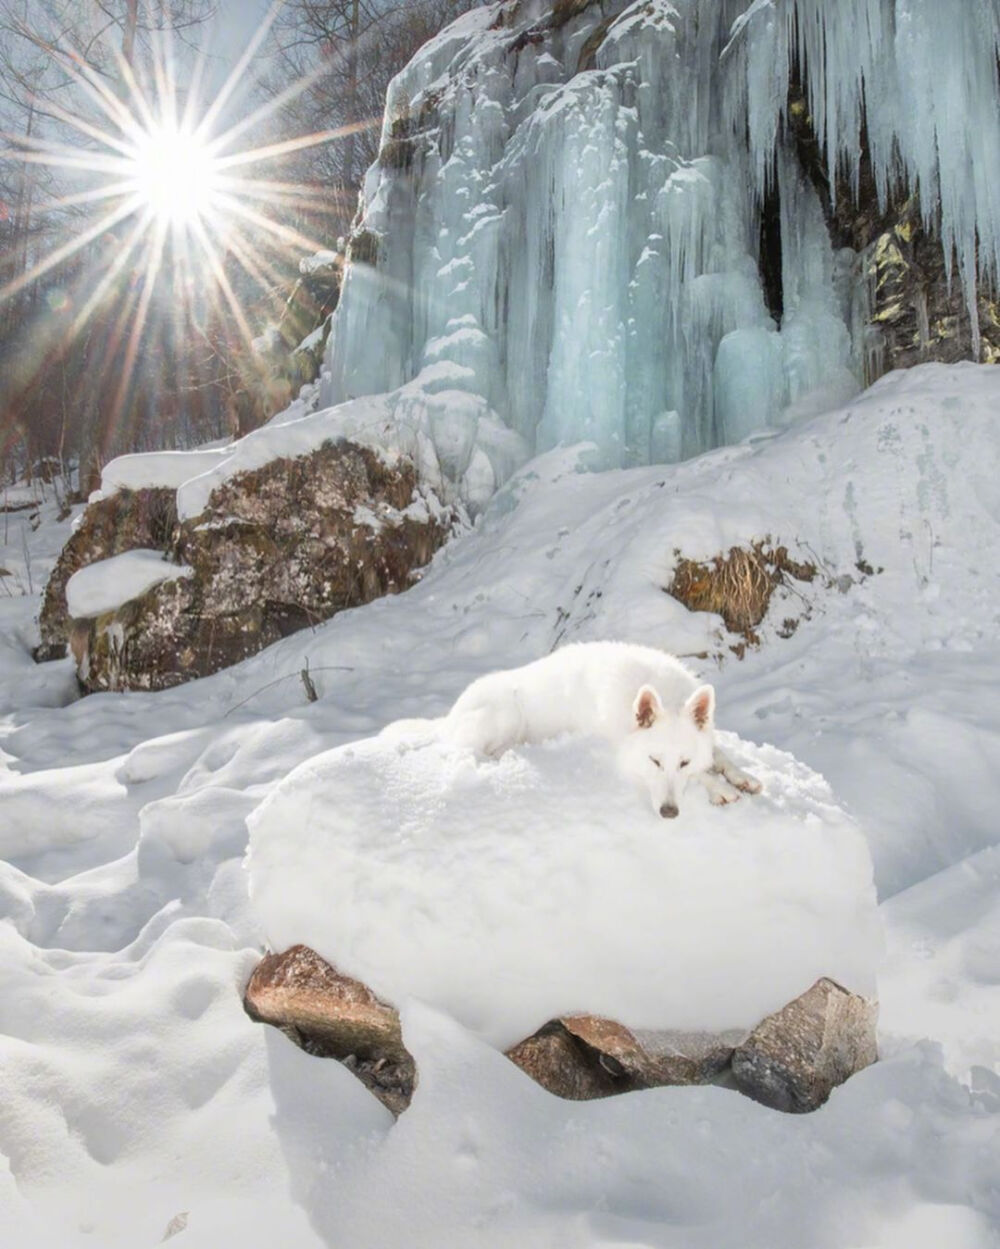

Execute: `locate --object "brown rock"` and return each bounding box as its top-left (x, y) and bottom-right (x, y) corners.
top-left (244, 945), bottom-right (415, 1115)
top-left (505, 1015), bottom-right (742, 1100)
top-left (566, 1016), bottom-right (743, 1086)
top-left (505, 1021), bottom-right (630, 1099)
top-left (730, 978), bottom-right (878, 1114)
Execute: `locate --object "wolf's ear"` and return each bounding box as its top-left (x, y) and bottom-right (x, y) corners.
top-left (684, 684), bottom-right (715, 731)
top-left (633, 685), bottom-right (664, 729)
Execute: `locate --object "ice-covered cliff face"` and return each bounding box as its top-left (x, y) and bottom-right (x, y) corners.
top-left (321, 0), bottom-right (1000, 469)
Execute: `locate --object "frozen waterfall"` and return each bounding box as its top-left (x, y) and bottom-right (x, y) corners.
top-left (320, 0), bottom-right (1000, 473)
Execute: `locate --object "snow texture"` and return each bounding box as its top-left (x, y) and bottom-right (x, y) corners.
top-left (1, 364), bottom-right (1000, 1246)
top-left (100, 447), bottom-right (232, 494)
top-left (65, 549), bottom-right (193, 619)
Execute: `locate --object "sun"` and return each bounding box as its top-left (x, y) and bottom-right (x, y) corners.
top-left (127, 123), bottom-right (220, 228)
top-left (0, 6), bottom-right (369, 456)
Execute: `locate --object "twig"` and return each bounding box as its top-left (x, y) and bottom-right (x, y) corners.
top-left (224, 665), bottom-right (354, 717)
top-left (300, 662), bottom-right (318, 703)
top-left (20, 521), bottom-right (32, 595)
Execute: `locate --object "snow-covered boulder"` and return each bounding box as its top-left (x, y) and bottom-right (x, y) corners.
top-left (49, 442), bottom-right (453, 692)
top-left (246, 728), bottom-right (882, 1092)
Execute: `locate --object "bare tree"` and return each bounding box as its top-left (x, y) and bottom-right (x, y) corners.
top-left (262, 0), bottom-right (484, 238)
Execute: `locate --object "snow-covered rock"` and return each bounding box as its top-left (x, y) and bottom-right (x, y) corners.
top-left (247, 728), bottom-right (881, 1049)
top-left (48, 442), bottom-right (454, 692)
top-left (38, 485), bottom-right (178, 661)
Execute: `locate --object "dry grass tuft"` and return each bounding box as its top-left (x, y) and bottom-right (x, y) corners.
top-left (666, 542), bottom-right (816, 646)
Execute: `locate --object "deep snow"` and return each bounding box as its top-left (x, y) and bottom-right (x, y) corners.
top-left (1, 363), bottom-right (999, 1247)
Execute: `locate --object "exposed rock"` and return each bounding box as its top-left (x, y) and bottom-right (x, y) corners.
top-left (564, 1017), bottom-right (743, 1087)
top-left (52, 441), bottom-right (452, 692)
top-left (505, 1016), bottom-right (743, 1099)
top-left (244, 949), bottom-right (876, 1115)
top-left (244, 945), bottom-right (415, 1116)
top-left (505, 1021), bottom-right (630, 1099)
top-left (730, 977), bottom-right (878, 1114)
top-left (37, 486), bottom-right (177, 662)
top-left (786, 77), bottom-right (1000, 374)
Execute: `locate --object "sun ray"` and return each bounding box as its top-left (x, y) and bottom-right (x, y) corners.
top-left (69, 211), bottom-right (155, 340)
top-left (206, 214), bottom-right (290, 301)
top-left (193, 0), bottom-right (283, 145)
top-left (212, 118), bottom-right (374, 173)
top-left (105, 219), bottom-right (170, 458)
top-left (203, 57), bottom-right (334, 157)
top-left (188, 217), bottom-right (257, 351)
top-left (45, 181), bottom-right (144, 213)
top-left (210, 191), bottom-right (334, 257)
top-left (0, 195), bottom-right (144, 306)
top-left (22, 96), bottom-right (138, 161)
top-left (1, 0), bottom-right (386, 474)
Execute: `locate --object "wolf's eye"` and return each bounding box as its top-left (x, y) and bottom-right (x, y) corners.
top-left (649, 756), bottom-right (663, 769)
top-left (678, 759), bottom-right (690, 769)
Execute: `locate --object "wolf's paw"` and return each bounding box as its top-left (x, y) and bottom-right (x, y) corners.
top-left (709, 787), bottom-right (741, 806)
top-left (712, 748), bottom-right (762, 796)
top-left (701, 773), bottom-right (742, 806)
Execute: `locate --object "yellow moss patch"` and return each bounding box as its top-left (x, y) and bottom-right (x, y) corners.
top-left (666, 543), bottom-right (816, 645)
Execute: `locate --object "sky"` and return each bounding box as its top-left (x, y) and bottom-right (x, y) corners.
top-left (205, 0), bottom-right (276, 85)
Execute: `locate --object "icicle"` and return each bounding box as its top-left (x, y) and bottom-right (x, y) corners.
top-left (321, 0), bottom-right (1000, 481)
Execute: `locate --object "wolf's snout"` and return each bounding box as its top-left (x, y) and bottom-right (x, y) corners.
top-left (659, 802), bottom-right (679, 819)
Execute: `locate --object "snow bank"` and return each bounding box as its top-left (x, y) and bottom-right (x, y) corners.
top-left (247, 730), bottom-right (880, 1047)
top-left (3, 363), bottom-right (1000, 1248)
top-left (66, 550), bottom-right (192, 619)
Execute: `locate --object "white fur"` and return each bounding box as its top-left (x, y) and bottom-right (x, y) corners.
top-left (441, 641), bottom-right (760, 818)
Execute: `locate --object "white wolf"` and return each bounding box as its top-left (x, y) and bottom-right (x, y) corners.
top-left (434, 641), bottom-right (761, 818)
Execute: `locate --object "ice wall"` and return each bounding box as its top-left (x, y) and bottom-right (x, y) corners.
top-left (321, 0), bottom-right (1000, 469)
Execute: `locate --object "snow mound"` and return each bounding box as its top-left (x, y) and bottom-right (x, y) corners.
top-left (65, 550), bottom-right (193, 619)
top-left (247, 730), bottom-right (880, 1049)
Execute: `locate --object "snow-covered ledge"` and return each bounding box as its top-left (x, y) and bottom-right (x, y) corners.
top-left (65, 550), bottom-right (193, 620)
